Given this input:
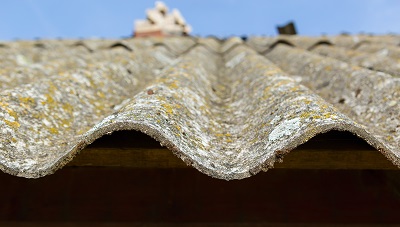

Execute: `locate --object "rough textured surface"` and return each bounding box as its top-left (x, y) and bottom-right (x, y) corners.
top-left (1, 35), bottom-right (400, 180)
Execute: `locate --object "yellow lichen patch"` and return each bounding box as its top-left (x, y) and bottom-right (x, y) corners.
top-left (32, 112), bottom-right (45, 120)
top-left (156, 96), bottom-right (166, 102)
top-left (5, 120), bottom-right (20, 128)
top-left (7, 109), bottom-right (18, 121)
top-left (324, 65), bottom-right (332, 71)
top-left (249, 137), bottom-right (258, 144)
top-left (300, 110), bottom-right (337, 121)
top-left (300, 111), bottom-right (319, 119)
top-left (261, 89), bottom-right (273, 100)
top-left (197, 143), bottom-right (206, 150)
top-left (215, 133), bottom-right (233, 143)
top-left (96, 91), bottom-right (105, 98)
top-left (60, 118), bottom-right (71, 128)
top-left (263, 85), bottom-right (273, 93)
top-left (274, 80), bottom-right (291, 87)
top-left (41, 94), bottom-right (56, 106)
top-left (167, 80), bottom-right (178, 89)
top-left (322, 112), bottom-right (336, 119)
top-left (47, 83), bottom-right (57, 94)
top-left (161, 103), bottom-right (174, 114)
top-left (199, 105), bottom-right (209, 113)
top-left (62, 103), bottom-right (74, 115)
top-left (49, 127), bottom-right (59, 134)
top-left (0, 101), bottom-right (9, 108)
top-left (290, 85), bottom-right (302, 92)
top-left (84, 72), bottom-right (96, 86)
top-left (18, 96), bottom-right (35, 105)
top-left (92, 101), bottom-right (105, 112)
top-left (321, 104), bottom-right (329, 109)
top-left (303, 99), bottom-right (312, 105)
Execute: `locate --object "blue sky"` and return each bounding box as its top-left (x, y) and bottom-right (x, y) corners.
top-left (1, 0), bottom-right (399, 40)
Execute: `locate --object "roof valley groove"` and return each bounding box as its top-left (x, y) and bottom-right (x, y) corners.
top-left (0, 36), bottom-right (399, 180)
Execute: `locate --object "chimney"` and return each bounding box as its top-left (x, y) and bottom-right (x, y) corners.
top-left (277, 21), bottom-right (297, 35)
top-left (134, 1), bottom-right (192, 37)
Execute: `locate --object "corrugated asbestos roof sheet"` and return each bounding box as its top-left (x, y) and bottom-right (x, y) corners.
top-left (1, 35), bottom-right (400, 180)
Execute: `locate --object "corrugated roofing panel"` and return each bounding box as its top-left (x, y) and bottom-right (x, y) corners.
top-left (355, 42), bottom-right (400, 59)
top-left (264, 44), bottom-right (400, 160)
top-left (1, 35), bottom-right (400, 180)
top-left (311, 44), bottom-right (400, 77)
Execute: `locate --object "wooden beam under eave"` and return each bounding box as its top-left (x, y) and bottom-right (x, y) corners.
top-left (274, 149), bottom-right (397, 169)
top-left (67, 148), bottom-right (188, 168)
top-left (67, 147), bottom-right (398, 170)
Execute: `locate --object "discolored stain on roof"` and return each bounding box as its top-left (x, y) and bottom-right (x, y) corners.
top-left (1, 35), bottom-right (400, 180)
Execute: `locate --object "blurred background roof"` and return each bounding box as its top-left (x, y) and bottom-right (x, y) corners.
top-left (1, 0), bottom-right (400, 40)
